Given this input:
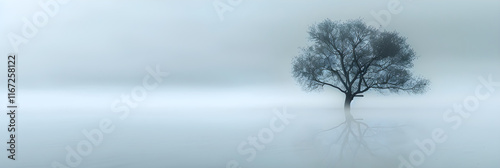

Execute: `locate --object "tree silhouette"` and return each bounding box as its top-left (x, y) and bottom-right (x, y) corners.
top-left (292, 19), bottom-right (428, 162)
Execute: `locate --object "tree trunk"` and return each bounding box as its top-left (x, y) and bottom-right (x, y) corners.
top-left (344, 94), bottom-right (354, 121)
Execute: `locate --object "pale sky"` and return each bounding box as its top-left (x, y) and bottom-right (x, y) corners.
top-left (1, 0), bottom-right (499, 109)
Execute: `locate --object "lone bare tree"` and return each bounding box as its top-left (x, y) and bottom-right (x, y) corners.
top-left (292, 19), bottom-right (428, 160)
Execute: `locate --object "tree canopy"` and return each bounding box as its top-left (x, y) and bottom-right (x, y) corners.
top-left (292, 19), bottom-right (428, 102)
